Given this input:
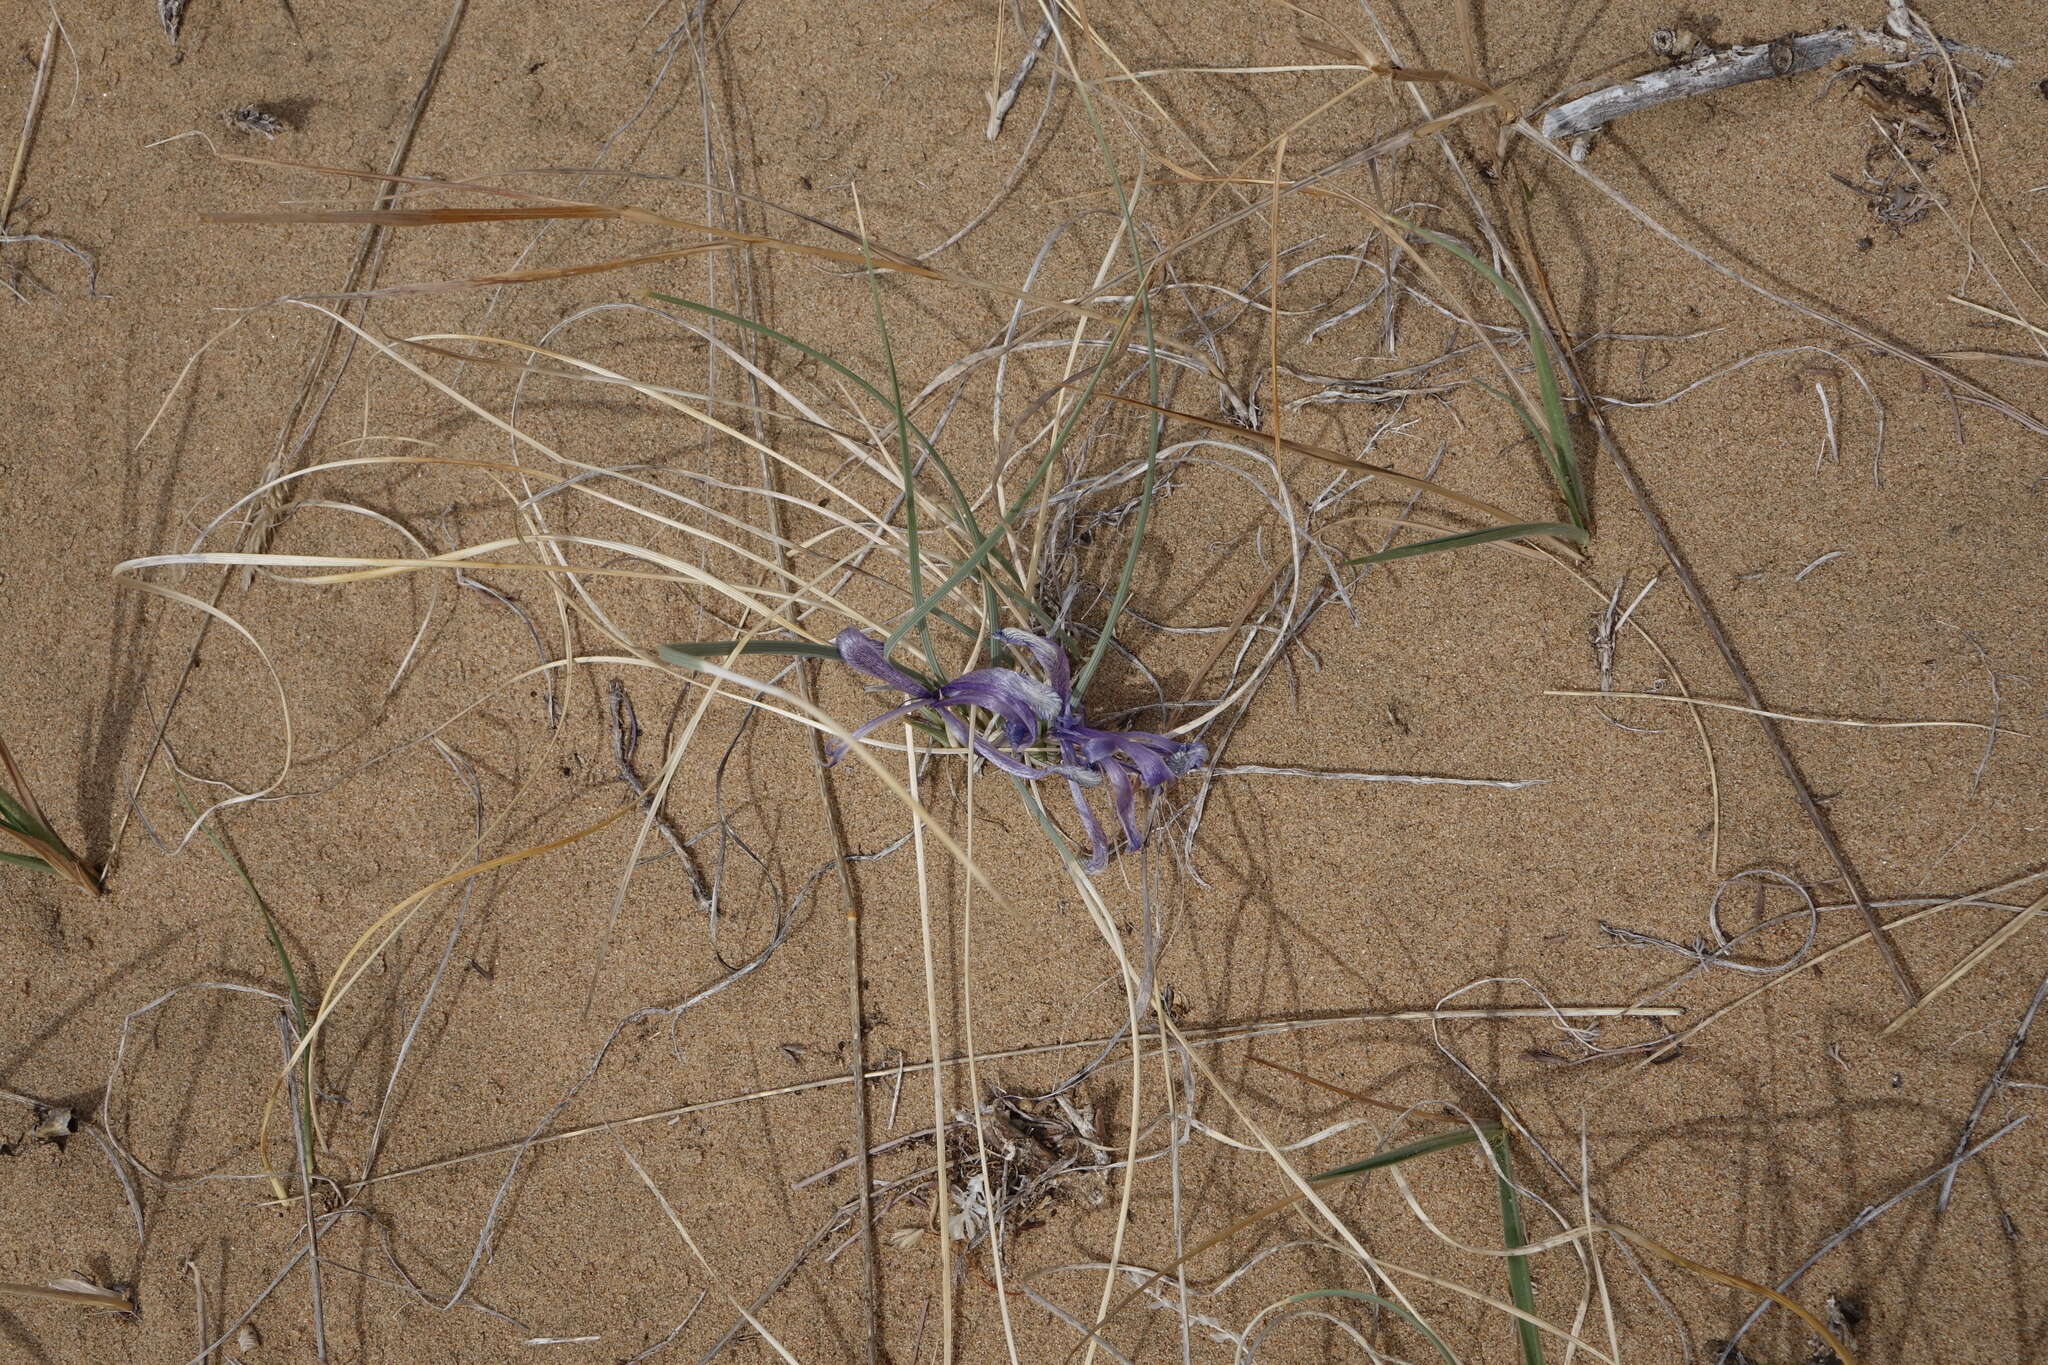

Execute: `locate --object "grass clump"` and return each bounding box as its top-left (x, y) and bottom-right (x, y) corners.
top-left (0, 733), bottom-right (99, 893)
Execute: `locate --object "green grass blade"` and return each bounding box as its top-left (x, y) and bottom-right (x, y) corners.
top-left (880, 299), bottom-right (1144, 659)
top-left (853, 221), bottom-right (943, 673)
top-left (1490, 1128), bottom-right (1544, 1365)
top-left (1477, 374), bottom-right (1578, 521)
top-left (170, 772), bottom-right (316, 1161)
top-left (1346, 521), bottom-right (1585, 566)
top-left (0, 789), bottom-right (93, 889)
top-left (1308, 1122), bottom-right (1493, 1183)
top-left (0, 792), bottom-right (64, 853)
top-left (1060, 41), bottom-right (1164, 698)
top-left (645, 290), bottom-right (1052, 634)
top-left (1280, 1289), bottom-right (1459, 1365)
top-left (0, 788), bottom-right (34, 831)
top-left (1394, 222), bottom-right (1587, 530)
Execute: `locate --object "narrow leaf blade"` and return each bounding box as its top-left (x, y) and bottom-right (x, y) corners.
top-left (1347, 522), bottom-right (1585, 566)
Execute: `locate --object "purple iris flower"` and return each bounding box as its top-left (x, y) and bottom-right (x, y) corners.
top-left (832, 628), bottom-right (1058, 780)
top-left (827, 626), bottom-right (1206, 873)
top-left (996, 630), bottom-right (1208, 872)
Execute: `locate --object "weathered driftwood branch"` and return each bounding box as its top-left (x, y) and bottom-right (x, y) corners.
top-left (1537, 23), bottom-right (2010, 143)
top-left (1541, 29), bottom-right (1860, 141)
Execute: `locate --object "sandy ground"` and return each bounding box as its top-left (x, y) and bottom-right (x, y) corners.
top-left (2, 0), bottom-right (2046, 1361)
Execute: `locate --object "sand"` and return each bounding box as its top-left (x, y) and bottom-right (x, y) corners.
top-left (2, 0), bottom-right (2045, 1361)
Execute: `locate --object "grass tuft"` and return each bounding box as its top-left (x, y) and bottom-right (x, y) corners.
top-left (0, 734), bottom-right (99, 894)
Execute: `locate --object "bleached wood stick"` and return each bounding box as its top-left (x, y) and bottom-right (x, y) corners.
top-left (1541, 29), bottom-right (1861, 141)
top-left (1537, 23), bottom-right (2009, 143)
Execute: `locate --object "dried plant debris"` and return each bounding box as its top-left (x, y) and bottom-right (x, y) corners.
top-left (1809, 1292), bottom-right (1867, 1363)
top-left (158, 0), bottom-right (188, 45)
top-left (1836, 63), bottom-right (1954, 139)
top-left (31, 1105), bottom-right (75, 1145)
top-left (222, 105), bottom-right (288, 138)
top-left (1824, 62), bottom-right (1963, 233)
top-left (1830, 172), bottom-right (1936, 232)
top-left (946, 1089), bottom-right (1111, 1248)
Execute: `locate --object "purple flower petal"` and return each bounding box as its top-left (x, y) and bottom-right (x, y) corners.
top-left (995, 629), bottom-right (1072, 699)
top-left (832, 622), bottom-right (1206, 872)
top-left (1059, 722), bottom-right (1167, 787)
top-left (832, 689), bottom-right (1048, 781)
top-left (1101, 759), bottom-right (1142, 849)
top-left (1065, 776), bottom-right (1111, 873)
top-left (835, 628), bottom-right (930, 697)
top-left (828, 698), bottom-right (931, 764)
top-left (941, 668), bottom-right (1060, 746)
top-left (1113, 736), bottom-right (1176, 788)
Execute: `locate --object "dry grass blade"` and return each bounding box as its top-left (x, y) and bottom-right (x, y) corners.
top-left (1060, 1125), bottom-right (1493, 1361)
top-left (0, 1279), bottom-right (134, 1312)
top-left (616, 1142), bottom-right (802, 1364)
top-left (2, 21), bottom-right (56, 231)
top-left (1609, 1229), bottom-right (1857, 1365)
top-left (1879, 887), bottom-right (2048, 1037)
top-left (200, 152), bottom-right (1109, 319)
top-left (257, 806), bottom-right (635, 1191)
top-left (1095, 391), bottom-right (1552, 536)
top-left (1545, 690), bottom-right (2010, 733)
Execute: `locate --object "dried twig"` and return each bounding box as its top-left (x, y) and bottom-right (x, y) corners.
top-left (1715, 1117), bottom-right (2026, 1360)
top-left (1509, 206), bottom-right (1923, 1005)
top-left (988, 16), bottom-right (1053, 141)
top-left (1938, 970), bottom-right (2048, 1211)
top-left (1543, 29), bottom-right (1863, 142)
top-left (604, 679), bottom-right (710, 909)
top-left (2, 22), bottom-right (56, 231)
top-left (1540, 23), bottom-right (2009, 144)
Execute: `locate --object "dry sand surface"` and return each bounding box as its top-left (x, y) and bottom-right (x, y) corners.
top-left (2, 0), bottom-right (2045, 1361)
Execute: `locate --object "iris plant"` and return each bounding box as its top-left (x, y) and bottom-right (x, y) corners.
top-left (832, 627), bottom-right (1207, 872)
